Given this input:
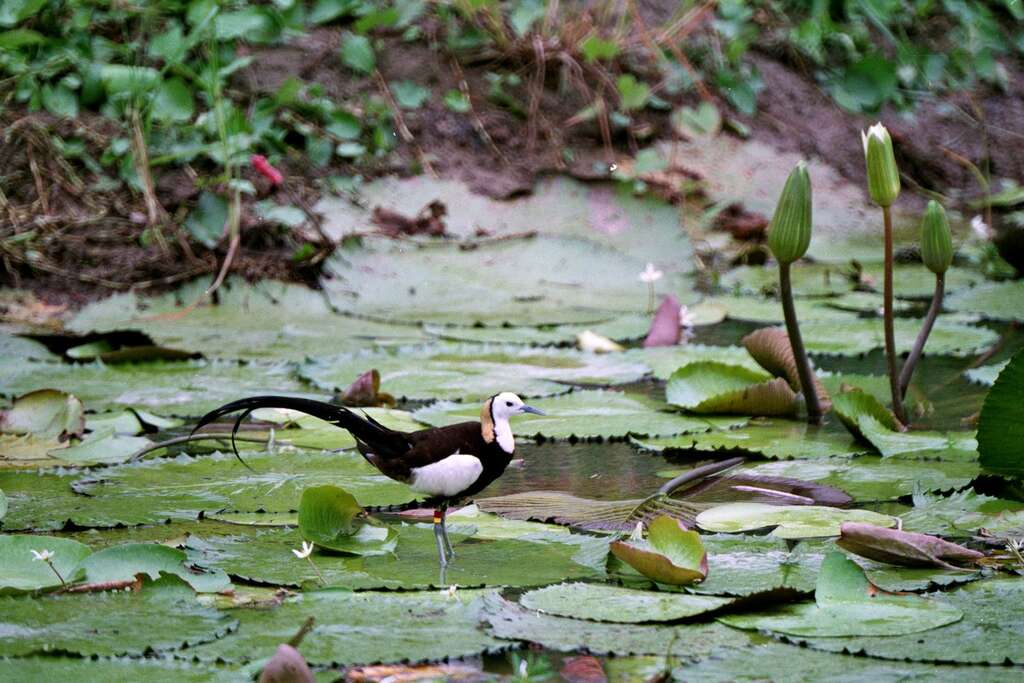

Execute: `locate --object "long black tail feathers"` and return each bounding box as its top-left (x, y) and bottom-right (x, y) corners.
top-left (190, 395), bottom-right (354, 470)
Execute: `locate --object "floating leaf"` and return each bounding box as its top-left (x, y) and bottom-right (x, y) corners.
top-left (695, 503), bottom-right (896, 538)
top-left (686, 535), bottom-right (822, 596)
top-left (719, 552), bottom-right (962, 637)
top-left (798, 318), bottom-right (998, 357)
top-left (0, 389), bottom-right (84, 439)
top-left (610, 516), bottom-right (708, 585)
top-left (666, 362), bottom-right (798, 416)
top-left (0, 656), bottom-right (243, 682)
top-left (947, 280), bottom-right (1024, 321)
top-left (899, 489), bottom-right (1024, 537)
top-left (635, 419), bottom-right (870, 460)
top-left (623, 345), bottom-right (763, 379)
top-left (297, 485), bottom-right (395, 555)
top-left (519, 582), bottom-right (733, 623)
top-left (414, 390), bottom-right (746, 440)
top-left (81, 542), bottom-right (230, 593)
top-left (722, 264), bottom-right (981, 299)
top-left (477, 490), bottom-right (701, 532)
top-left (702, 296), bottom-right (859, 324)
top-left (0, 575), bottom-right (235, 657)
top-left (964, 359), bottom-right (1008, 387)
top-left (977, 349), bottom-right (1024, 477)
top-left (0, 534), bottom-right (90, 592)
top-left (299, 345), bottom-right (649, 402)
top-left (51, 428), bottom-right (152, 465)
top-left (836, 522), bottom-right (983, 570)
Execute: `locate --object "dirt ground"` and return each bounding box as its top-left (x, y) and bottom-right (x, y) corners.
top-left (2, 22), bottom-right (1022, 307)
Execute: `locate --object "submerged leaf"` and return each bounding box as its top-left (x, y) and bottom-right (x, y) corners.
top-left (836, 522), bottom-right (983, 570)
top-left (611, 516), bottom-right (708, 585)
top-left (666, 362), bottom-right (798, 416)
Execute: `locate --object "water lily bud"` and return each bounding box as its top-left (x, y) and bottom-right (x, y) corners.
top-left (920, 200), bottom-right (953, 274)
top-left (861, 123), bottom-right (900, 207)
top-left (766, 162), bottom-right (812, 265)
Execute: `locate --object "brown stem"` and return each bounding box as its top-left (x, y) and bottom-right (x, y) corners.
top-left (779, 261), bottom-right (823, 424)
top-left (899, 273), bottom-right (945, 399)
top-left (882, 206), bottom-right (908, 426)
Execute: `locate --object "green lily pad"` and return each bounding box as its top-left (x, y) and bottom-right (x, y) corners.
top-left (0, 534), bottom-right (90, 592)
top-left (610, 516), bottom-right (708, 585)
top-left (791, 577), bottom-right (1024, 664)
top-left (322, 234), bottom-right (691, 326)
top-left (899, 489), bottom-right (1024, 537)
top-left (70, 450), bottom-right (415, 524)
top-left (0, 389), bottom-right (85, 439)
top-left (424, 314), bottom-right (651, 346)
top-left (483, 593), bottom-right (747, 656)
top-left (623, 345), bottom-right (763, 380)
top-left (977, 349), bottom-right (1024, 477)
top-left (695, 503), bottom-right (897, 538)
top-left (298, 344), bottom-right (649, 401)
top-left (854, 558), bottom-right (982, 593)
top-left (721, 264), bottom-right (980, 299)
top-left (825, 291), bottom-right (912, 313)
top-left (739, 456), bottom-right (979, 501)
top-left (817, 372), bottom-right (891, 405)
top-left (85, 410), bottom-right (146, 435)
top-left (296, 484), bottom-right (397, 555)
top-left (964, 359), bottom-right (1008, 386)
top-left (947, 280), bottom-right (1024, 321)
top-left (666, 362), bottom-right (798, 415)
top-left (635, 419), bottom-right (870, 460)
top-left (0, 657), bottom-right (242, 682)
top-left (81, 542), bottom-right (230, 593)
top-left (186, 523), bottom-right (606, 589)
top-left (0, 359), bottom-right (325, 416)
top-left (519, 582), bottom-right (733, 623)
top-left (413, 390), bottom-right (747, 440)
top-left (186, 588), bottom-right (504, 666)
top-left (68, 278), bottom-right (428, 361)
top-left (0, 332), bottom-right (58, 362)
top-left (0, 575), bottom-right (236, 657)
top-left (719, 551), bottom-right (962, 637)
top-left (0, 488), bottom-right (5, 521)
top-left (703, 296), bottom-right (860, 324)
top-left (51, 428), bottom-right (153, 465)
top-left (798, 318), bottom-right (998, 357)
top-left (685, 535), bottom-right (822, 597)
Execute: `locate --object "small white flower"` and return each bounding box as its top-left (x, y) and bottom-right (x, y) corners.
top-left (441, 584), bottom-right (458, 599)
top-left (679, 305), bottom-right (696, 329)
top-left (862, 122), bottom-right (889, 155)
top-left (30, 549), bottom-right (54, 562)
top-left (292, 541), bottom-right (314, 559)
top-left (639, 263), bottom-right (663, 283)
top-left (971, 215), bottom-right (992, 240)
top-left (518, 659), bottom-right (529, 678)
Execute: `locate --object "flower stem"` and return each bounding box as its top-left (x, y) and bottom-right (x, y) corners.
top-left (882, 206), bottom-right (908, 427)
top-left (647, 283), bottom-right (655, 315)
top-left (779, 261), bottom-right (823, 424)
top-left (899, 273), bottom-right (944, 399)
top-left (45, 560), bottom-right (66, 587)
top-left (305, 557), bottom-right (326, 586)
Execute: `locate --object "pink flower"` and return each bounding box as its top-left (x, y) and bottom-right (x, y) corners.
top-left (251, 154), bottom-right (284, 186)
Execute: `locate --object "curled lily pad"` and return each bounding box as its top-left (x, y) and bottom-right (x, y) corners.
top-left (666, 362), bottom-right (798, 416)
top-left (695, 502), bottom-right (897, 538)
top-left (718, 551), bottom-right (963, 637)
top-left (832, 389), bottom-right (899, 440)
top-left (297, 485), bottom-right (397, 556)
top-left (80, 542), bottom-right (230, 593)
top-left (0, 389), bottom-right (85, 439)
top-left (836, 522), bottom-right (983, 570)
top-left (0, 534), bottom-right (90, 593)
top-left (977, 349), bottom-right (1024, 477)
top-left (742, 327), bottom-right (830, 410)
top-left (519, 582), bottom-right (733, 623)
top-left (610, 516), bottom-right (708, 585)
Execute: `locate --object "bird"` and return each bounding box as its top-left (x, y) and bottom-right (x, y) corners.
top-left (192, 391), bottom-right (545, 569)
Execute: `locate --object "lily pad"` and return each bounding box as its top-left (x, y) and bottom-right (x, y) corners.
top-left (964, 359), bottom-right (1008, 386)
top-left (792, 577), bottom-right (1024, 664)
top-left (297, 485), bottom-right (397, 555)
top-left (51, 428), bottom-right (153, 465)
top-left (0, 389), bottom-right (85, 439)
top-left (718, 552), bottom-right (962, 637)
top-left (413, 390), bottom-right (747, 440)
top-left (519, 582), bottom-right (733, 623)
top-left (483, 593), bottom-right (747, 656)
top-left (0, 657), bottom-right (242, 682)
top-left (298, 344), bottom-right (649, 401)
top-left (68, 278), bottom-right (428, 361)
top-left (0, 332), bottom-right (58, 362)
top-left (635, 419), bottom-right (870, 460)
top-left (695, 503), bottom-right (897, 538)
top-left (424, 314), bottom-right (651, 346)
top-left (721, 263), bottom-right (980, 300)
top-left (186, 523), bottom-right (606, 589)
top-left (977, 349), bottom-right (1024, 477)
top-left (686, 535), bottom-right (822, 596)
top-left (0, 359), bottom-right (325, 416)
top-left (623, 344), bottom-right (763, 380)
top-left (666, 362), bottom-right (798, 416)
top-left (187, 587), bottom-right (504, 666)
top-left (702, 296), bottom-right (859, 324)
top-left (0, 534), bottom-right (90, 592)
top-left (81, 542), bottom-right (231, 593)
top-left (610, 516), bottom-right (708, 585)
top-left (798, 318), bottom-right (998, 357)
top-left (0, 575), bottom-right (236, 657)
top-left (899, 489), bottom-right (1024, 537)
top-left (947, 280), bottom-right (1024, 321)
top-left (836, 522), bottom-right (983, 569)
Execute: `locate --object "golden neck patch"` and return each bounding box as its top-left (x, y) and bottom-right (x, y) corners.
top-left (480, 398), bottom-right (496, 443)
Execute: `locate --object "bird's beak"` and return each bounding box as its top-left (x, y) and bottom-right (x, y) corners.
top-left (520, 404), bottom-right (545, 415)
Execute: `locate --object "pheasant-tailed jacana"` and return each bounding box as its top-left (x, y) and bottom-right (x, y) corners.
top-left (192, 392), bottom-right (544, 569)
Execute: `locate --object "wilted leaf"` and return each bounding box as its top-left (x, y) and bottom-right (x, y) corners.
top-left (695, 502), bottom-right (897, 538)
top-left (643, 295), bottom-right (681, 347)
top-left (666, 362), bottom-right (798, 416)
top-left (610, 516), bottom-right (708, 585)
top-left (742, 327), bottom-right (830, 411)
top-left (836, 522), bottom-right (983, 570)
top-left (718, 552), bottom-right (962, 637)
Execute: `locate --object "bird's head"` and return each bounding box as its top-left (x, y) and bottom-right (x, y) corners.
top-left (485, 392), bottom-right (545, 422)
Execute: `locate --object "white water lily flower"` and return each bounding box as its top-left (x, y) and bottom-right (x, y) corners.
top-left (679, 305), bottom-right (696, 329)
top-left (638, 263), bottom-right (663, 283)
top-left (30, 549), bottom-right (54, 562)
top-left (292, 541), bottom-right (314, 559)
top-left (971, 215), bottom-right (992, 240)
top-left (576, 329), bottom-right (623, 353)
top-left (441, 584), bottom-right (458, 599)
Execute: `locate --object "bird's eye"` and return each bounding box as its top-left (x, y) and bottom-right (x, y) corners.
top-left (505, 401), bottom-right (513, 407)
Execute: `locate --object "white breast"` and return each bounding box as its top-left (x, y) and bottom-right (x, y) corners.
top-left (409, 452), bottom-right (484, 497)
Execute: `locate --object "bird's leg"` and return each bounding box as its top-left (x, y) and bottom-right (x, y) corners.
top-left (433, 507), bottom-right (449, 569)
top-left (439, 503), bottom-right (454, 560)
